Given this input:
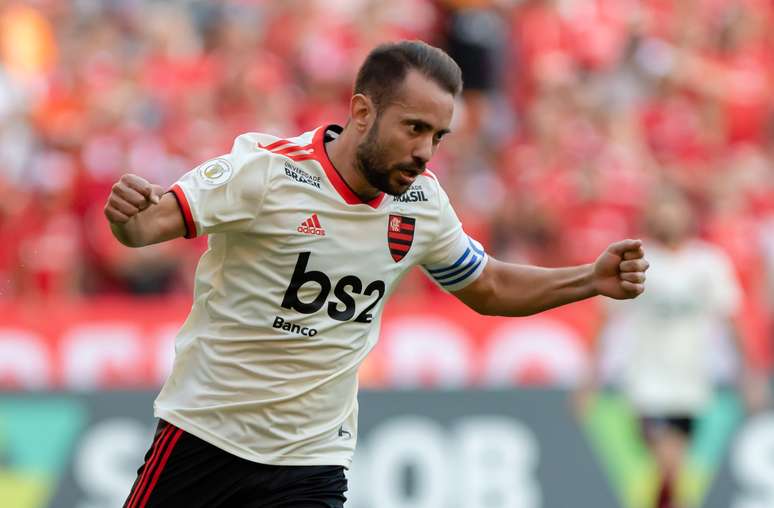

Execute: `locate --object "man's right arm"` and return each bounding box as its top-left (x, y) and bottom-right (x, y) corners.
top-left (104, 174), bottom-right (187, 247)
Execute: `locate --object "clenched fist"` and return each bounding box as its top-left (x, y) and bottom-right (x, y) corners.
top-left (593, 239), bottom-right (649, 300)
top-left (104, 174), bottom-right (165, 224)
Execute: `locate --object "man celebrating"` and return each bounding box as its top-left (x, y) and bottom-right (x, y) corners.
top-left (106, 41), bottom-right (648, 508)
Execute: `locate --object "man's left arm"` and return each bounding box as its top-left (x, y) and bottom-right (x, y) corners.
top-left (452, 239), bottom-right (649, 317)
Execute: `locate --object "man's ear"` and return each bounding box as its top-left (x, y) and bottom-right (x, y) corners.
top-left (350, 94), bottom-right (376, 133)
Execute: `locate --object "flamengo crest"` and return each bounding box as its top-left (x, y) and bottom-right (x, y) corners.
top-left (388, 214), bottom-right (416, 262)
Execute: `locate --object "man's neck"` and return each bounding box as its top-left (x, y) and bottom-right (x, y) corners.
top-left (324, 124), bottom-right (380, 201)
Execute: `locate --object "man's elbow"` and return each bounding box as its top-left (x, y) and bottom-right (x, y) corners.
top-left (458, 285), bottom-right (502, 316)
top-left (468, 297), bottom-right (498, 316)
top-left (475, 303), bottom-right (535, 318)
top-left (462, 284), bottom-right (537, 318)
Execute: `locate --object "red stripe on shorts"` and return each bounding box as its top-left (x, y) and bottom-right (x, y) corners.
top-left (126, 425), bottom-right (172, 508)
top-left (135, 427), bottom-right (184, 508)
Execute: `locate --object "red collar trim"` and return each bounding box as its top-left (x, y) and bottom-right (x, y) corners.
top-left (312, 125), bottom-right (385, 209)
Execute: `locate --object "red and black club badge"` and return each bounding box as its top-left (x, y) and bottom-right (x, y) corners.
top-left (387, 214), bottom-right (416, 262)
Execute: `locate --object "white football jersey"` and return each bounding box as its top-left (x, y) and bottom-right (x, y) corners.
top-left (155, 125), bottom-right (487, 467)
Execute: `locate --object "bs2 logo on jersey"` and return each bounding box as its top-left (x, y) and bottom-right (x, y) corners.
top-left (281, 252), bottom-right (385, 323)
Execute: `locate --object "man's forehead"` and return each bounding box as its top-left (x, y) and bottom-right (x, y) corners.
top-left (387, 70), bottom-right (455, 127)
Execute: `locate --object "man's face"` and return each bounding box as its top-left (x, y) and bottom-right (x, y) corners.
top-left (355, 70), bottom-right (455, 196)
top-left (647, 199), bottom-right (693, 246)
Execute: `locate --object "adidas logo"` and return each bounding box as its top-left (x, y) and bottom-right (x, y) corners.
top-left (297, 213), bottom-right (326, 236)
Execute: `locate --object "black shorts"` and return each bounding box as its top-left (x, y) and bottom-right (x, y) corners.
top-left (124, 420), bottom-right (348, 508)
top-left (640, 416), bottom-right (696, 441)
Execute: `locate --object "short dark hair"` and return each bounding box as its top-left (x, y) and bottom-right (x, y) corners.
top-left (354, 40), bottom-right (463, 110)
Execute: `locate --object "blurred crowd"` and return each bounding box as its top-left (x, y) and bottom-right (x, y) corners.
top-left (0, 0), bottom-right (773, 363)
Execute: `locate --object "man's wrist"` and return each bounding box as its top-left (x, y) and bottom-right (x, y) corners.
top-left (584, 263), bottom-right (601, 298)
top-left (110, 220), bottom-right (142, 247)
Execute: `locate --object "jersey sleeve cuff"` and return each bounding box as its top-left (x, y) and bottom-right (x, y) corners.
top-left (170, 184), bottom-right (198, 239)
top-left (431, 254), bottom-right (488, 293)
top-left (423, 238), bottom-right (488, 293)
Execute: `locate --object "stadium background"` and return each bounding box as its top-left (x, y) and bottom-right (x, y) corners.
top-left (1, 0), bottom-right (773, 507)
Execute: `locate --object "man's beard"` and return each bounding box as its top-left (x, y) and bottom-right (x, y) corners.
top-left (355, 122), bottom-right (424, 196)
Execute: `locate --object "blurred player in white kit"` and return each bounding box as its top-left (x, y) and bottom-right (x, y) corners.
top-left (579, 188), bottom-right (767, 508)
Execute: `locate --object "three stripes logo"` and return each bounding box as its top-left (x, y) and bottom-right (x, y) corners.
top-left (297, 213), bottom-right (326, 236)
top-left (387, 214), bottom-right (415, 262)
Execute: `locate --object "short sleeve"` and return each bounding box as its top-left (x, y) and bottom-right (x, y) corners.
top-left (420, 184), bottom-right (488, 292)
top-left (169, 134), bottom-right (271, 238)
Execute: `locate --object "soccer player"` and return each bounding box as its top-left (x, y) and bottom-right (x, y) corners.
top-left (106, 41), bottom-right (649, 508)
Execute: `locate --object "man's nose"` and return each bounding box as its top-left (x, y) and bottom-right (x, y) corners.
top-left (411, 137), bottom-right (433, 168)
